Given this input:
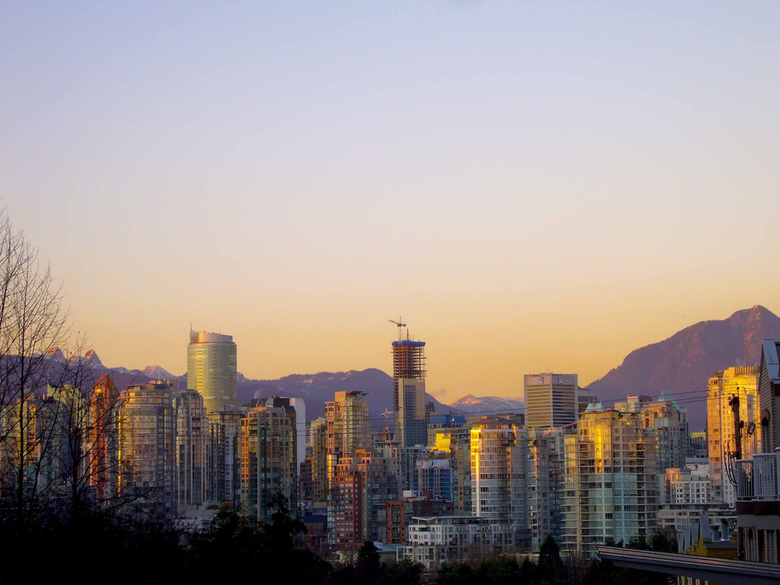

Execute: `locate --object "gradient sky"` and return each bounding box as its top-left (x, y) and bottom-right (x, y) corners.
top-left (2, 2), bottom-right (779, 404)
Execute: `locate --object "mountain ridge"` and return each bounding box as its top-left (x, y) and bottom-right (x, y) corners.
top-left (589, 305), bottom-right (780, 428)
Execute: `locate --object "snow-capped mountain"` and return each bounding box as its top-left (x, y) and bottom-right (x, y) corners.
top-left (142, 364), bottom-right (178, 380)
top-left (449, 394), bottom-right (524, 415)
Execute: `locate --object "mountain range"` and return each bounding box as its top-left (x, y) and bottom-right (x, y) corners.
top-left (53, 359), bottom-right (451, 424)
top-left (52, 304), bottom-right (780, 430)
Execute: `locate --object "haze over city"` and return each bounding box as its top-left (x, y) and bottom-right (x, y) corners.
top-left (3, 2), bottom-right (779, 403)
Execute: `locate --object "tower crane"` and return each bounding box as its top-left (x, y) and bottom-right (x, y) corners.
top-left (381, 409), bottom-right (393, 432)
top-left (388, 316), bottom-right (406, 341)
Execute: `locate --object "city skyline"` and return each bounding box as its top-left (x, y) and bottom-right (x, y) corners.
top-left (3, 3), bottom-right (780, 404)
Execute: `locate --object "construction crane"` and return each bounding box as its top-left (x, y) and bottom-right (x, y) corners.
top-left (381, 409), bottom-right (393, 432)
top-left (388, 316), bottom-right (406, 341)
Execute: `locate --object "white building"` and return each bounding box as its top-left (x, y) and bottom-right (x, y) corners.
top-left (398, 516), bottom-right (519, 570)
top-left (663, 459), bottom-right (711, 505)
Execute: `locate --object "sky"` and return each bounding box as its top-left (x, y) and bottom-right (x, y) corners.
top-left (2, 2), bottom-right (779, 404)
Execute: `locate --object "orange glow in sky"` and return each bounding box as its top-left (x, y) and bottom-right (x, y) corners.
top-left (3, 3), bottom-right (779, 403)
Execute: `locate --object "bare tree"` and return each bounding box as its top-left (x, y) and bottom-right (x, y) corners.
top-left (0, 208), bottom-right (179, 534)
top-left (0, 207), bottom-right (69, 525)
top-left (44, 364), bottom-right (125, 514)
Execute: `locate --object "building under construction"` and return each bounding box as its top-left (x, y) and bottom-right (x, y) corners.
top-left (392, 338), bottom-right (427, 448)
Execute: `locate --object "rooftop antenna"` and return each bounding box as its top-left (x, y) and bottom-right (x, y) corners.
top-left (388, 316), bottom-right (406, 341)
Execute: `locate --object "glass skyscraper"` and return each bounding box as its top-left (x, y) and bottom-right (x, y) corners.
top-left (187, 330), bottom-right (237, 414)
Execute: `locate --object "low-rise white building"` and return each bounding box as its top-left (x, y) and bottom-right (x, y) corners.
top-left (663, 459), bottom-right (712, 504)
top-left (397, 516), bottom-right (519, 570)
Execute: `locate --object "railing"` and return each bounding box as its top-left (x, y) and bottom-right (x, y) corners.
top-left (736, 452), bottom-right (780, 501)
top-left (753, 452), bottom-right (780, 500)
top-left (736, 459), bottom-right (754, 500)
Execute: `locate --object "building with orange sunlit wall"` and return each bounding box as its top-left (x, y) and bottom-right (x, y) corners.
top-left (117, 381), bottom-right (175, 509)
top-left (707, 366), bottom-right (760, 505)
top-left (325, 391), bottom-right (370, 506)
top-left (566, 405), bottom-right (658, 557)
top-left (87, 374), bottom-right (121, 504)
top-left (470, 415), bottom-right (528, 549)
top-left (330, 457), bottom-right (363, 550)
top-left (328, 449), bottom-right (398, 548)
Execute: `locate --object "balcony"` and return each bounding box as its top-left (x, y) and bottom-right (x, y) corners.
top-left (736, 453), bottom-right (780, 502)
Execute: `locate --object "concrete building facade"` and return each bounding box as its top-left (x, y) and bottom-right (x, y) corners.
top-left (524, 373), bottom-right (578, 429)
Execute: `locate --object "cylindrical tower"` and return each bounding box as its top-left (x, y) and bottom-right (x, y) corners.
top-left (187, 330), bottom-right (237, 414)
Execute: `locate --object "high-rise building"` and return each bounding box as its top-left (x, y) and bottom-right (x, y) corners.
top-left (40, 385), bottom-right (94, 497)
top-left (207, 405), bottom-right (244, 504)
top-left (187, 330), bottom-right (237, 414)
top-left (308, 417), bottom-right (328, 506)
top-left (327, 449), bottom-right (397, 548)
top-left (324, 391), bottom-right (374, 536)
top-left (707, 366), bottom-right (760, 505)
top-left (527, 426), bottom-right (571, 551)
top-left (470, 415), bottom-right (528, 546)
top-left (0, 397), bottom-right (47, 497)
top-left (565, 405), bottom-right (658, 557)
top-left (395, 444), bottom-right (428, 493)
top-left (118, 381), bottom-right (176, 508)
top-left (173, 388), bottom-right (209, 510)
top-left (393, 337), bottom-right (427, 447)
top-left (325, 391), bottom-right (370, 496)
top-left (416, 454), bottom-right (453, 501)
top-left (329, 456), bottom-right (363, 549)
top-left (240, 397), bottom-right (297, 522)
top-left (325, 391), bottom-right (371, 459)
top-left (432, 426), bottom-right (472, 515)
top-left (289, 397), bottom-right (306, 474)
top-left (615, 391), bottom-right (690, 474)
top-left (524, 373), bottom-right (578, 429)
top-left (87, 374), bottom-right (121, 503)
